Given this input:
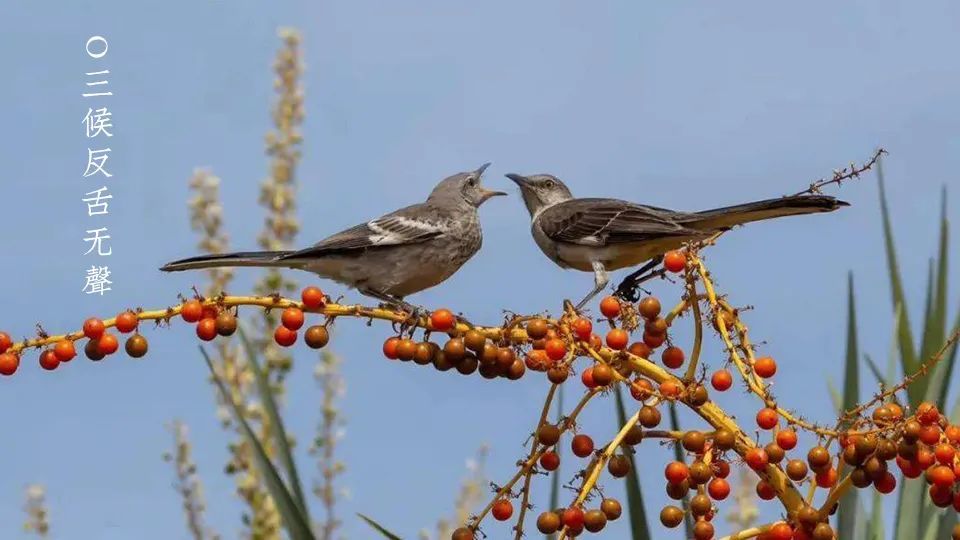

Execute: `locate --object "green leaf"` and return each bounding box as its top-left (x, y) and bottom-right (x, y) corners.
top-left (357, 513), bottom-right (403, 540)
top-left (237, 324), bottom-right (311, 522)
top-left (826, 378), bottom-right (842, 414)
top-left (868, 487), bottom-right (884, 539)
top-left (201, 346), bottom-right (315, 540)
top-left (921, 189), bottom-right (955, 409)
top-left (547, 384), bottom-right (564, 540)
top-left (613, 386), bottom-right (651, 540)
top-left (877, 158), bottom-right (920, 398)
top-left (668, 402), bottom-right (694, 539)
top-left (863, 354), bottom-right (886, 389)
top-left (836, 273), bottom-right (858, 540)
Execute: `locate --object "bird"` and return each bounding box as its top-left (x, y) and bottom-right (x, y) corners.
top-left (161, 164), bottom-right (506, 311)
top-left (505, 172), bottom-right (849, 309)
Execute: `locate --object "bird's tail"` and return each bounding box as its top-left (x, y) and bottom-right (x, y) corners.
top-left (160, 251), bottom-right (294, 272)
top-left (684, 195), bottom-right (849, 230)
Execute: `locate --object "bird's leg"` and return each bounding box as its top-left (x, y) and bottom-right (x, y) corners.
top-left (614, 256), bottom-right (666, 302)
top-left (575, 262), bottom-right (610, 311)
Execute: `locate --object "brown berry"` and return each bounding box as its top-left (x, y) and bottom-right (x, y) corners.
top-left (690, 493), bottom-right (712, 516)
top-left (215, 311), bottom-right (237, 336)
top-left (689, 461), bottom-right (712, 484)
top-left (583, 509), bottom-right (607, 533)
top-left (124, 335), bottom-right (148, 358)
top-left (506, 359), bottom-right (526, 380)
top-left (638, 296), bottom-right (661, 319)
top-left (693, 520), bottom-right (715, 540)
top-left (456, 354), bottom-right (478, 375)
top-left (623, 425), bottom-right (643, 446)
top-left (536, 512), bottom-right (560, 534)
top-left (660, 505), bottom-right (684, 528)
top-left (537, 424), bottom-right (561, 446)
top-left (713, 429), bottom-right (736, 451)
top-left (396, 338), bottom-right (417, 361)
top-left (607, 455), bottom-right (630, 477)
top-left (600, 498), bottom-right (622, 520)
top-left (84, 339), bottom-right (105, 361)
top-left (765, 443), bottom-right (785, 464)
top-left (304, 326), bottom-right (330, 349)
top-left (444, 338), bottom-right (466, 363)
top-left (464, 330), bottom-right (486, 353)
top-left (682, 431), bottom-right (707, 453)
top-left (639, 406), bottom-right (662, 428)
top-left (786, 459), bottom-right (808, 481)
top-left (451, 527), bottom-right (474, 540)
top-left (527, 319), bottom-right (549, 340)
top-left (808, 446), bottom-right (831, 470)
top-left (547, 365), bottom-right (569, 384)
top-left (413, 342), bottom-right (436, 365)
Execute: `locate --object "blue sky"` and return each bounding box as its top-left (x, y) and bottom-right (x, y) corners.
top-left (0, 1), bottom-right (957, 539)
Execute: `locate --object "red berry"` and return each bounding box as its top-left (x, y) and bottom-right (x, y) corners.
top-left (54, 340), bottom-right (77, 362)
top-left (196, 319), bottom-right (217, 341)
top-left (281, 307), bottom-right (305, 331)
top-left (756, 408), bottom-right (778, 430)
top-left (708, 478), bottom-right (730, 500)
top-left (581, 367), bottom-right (597, 389)
top-left (301, 286), bottom-right (326, 309)
top-left (606, 329), bottom-right (629, 350)
top-left (815, 467), bottom-right (838, 488)
top-left (745, 448), bottom-right (769, 470)
top-left (382, 337), bottom-right (401, 359)
top-left (0, 332), bottom-right (12, 353)
top-left (630, 379), bottom-right (653, 400)
top-left (83, 318), bottom-right (105, 340)
top-left (492, 499), bottom-right (514, 521)
top-left (274, 326), bottom-right (297, 347)
top-left (545, 338), bottom-right (567, 361)
top-left (776, 429), bottom-right (798, 451)
top-left (935, 443), bottom-right (956, 465)
top-left (115, 311), bottom-right (139, 333)
top-left (0, 352), bottom-right (19, 376)
top-left (756, 479), bottom-right (776, 500)
top-left (768, 522), bottom-right (794, 540)
top-left (572, 434), bottom-right (595, 458)
top-left (572, 318), bottom-right (593, 341)
top-left (930, 465), bottom-right (955, 488)
top-left (659, 380), bottom-right (681, 398)
top-left (874, 471), bottom-right (896, 494)
top-left (663, 250), bottom-right (686, 273)
top-left (711, 369), bottom-right (733, 391)
top-left (430, 309), bottom-right (456, 332)
top-left (97, 333), bottom-right (119, 355)
top-left (662, 346), bottom-right (685, 369)
top-left (599, 296), bottom-right (621, 318)
top-left (665, 461), bottom-right (689, 484)
top-left (917, 402), bottom-right (940, 425)
top-left (753, 356), bottom-right (777, 378)
top-left (39, 350), bottom-right (60, 371)
top-left (181, 300), bottom-right (203, 323)
top-left (643, 330), bottom-right (666, 348)
top-left (562, 507), bottom-right (585, 529)
top-left (628, 342), bottom-right (652, 358)
top-left (539, 451), bottom-right (560, 471)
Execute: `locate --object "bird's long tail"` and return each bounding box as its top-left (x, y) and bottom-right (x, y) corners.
top-left (684, 195), bottom-right (849, 230)
top-left (160, 251), bottom-right (294, 272)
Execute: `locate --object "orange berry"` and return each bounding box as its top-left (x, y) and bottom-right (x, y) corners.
top-left (492, 499), bottom-right (513, 521)
top-left (382, 337), bottom-right (400, 359)
top-left (753, 356), bottom-right (777, 378)
top-left (562, 507), bottom-right (585, 530)
top-left (665, 461), bottom-right (689, 484)
top-left (83, 317), bottom-right (105, 340)
top-left (659, 380), bottom-right (680, 398)
top-left (281, 307), bottom-right (305, 331)
top-left (628, 342), bottom-right (652, 358)
top-left (572, 318), bottom-right (593, 341)
top-left (97, 333), bottom-right (119, 355)
top-left (273, 326), bottom-right (297, 347)
top-left (545, 338), bottom-right (567, 361)
top-left (0, 352), bottom-right (19, 376)
top-left (592, 363), bottom-right (614, 386)
top-left (661, 346), bottom-right (685, 369)
top-left (581, 367), bottom-right (596, 389)
top-left (711, 369), bottom-right (733, 391)
top-left (638, 296), bottom-right (661, 319)
top-left (600, 296), bottom-right (621, 318)
top-left (572, 434), bottom-right (595, 458)
top-left (539, 451), bottom-right (560, 471)
top-left (643, 330), bottom-right (666, 348)
top-left (115, 311), bottom-right (139, 333)
top-left (930, 465), bottom-right (956, 488)
top-left (776, 429), bottom-right (798, 450)
top-left (920, 424), bottom-right (942, 446)
top-left (945, 425), bottom-right (960, 444)
top-left (196, 319), bottom-right (217, 341)
top-left (630, 378), bottom-right (653, 400)
top-left (300, 286), bottom-right (325, 309)
top-left (39, 350), bottom-right (60, 371)
top-left (917, 402), bottom-right (940, 425)
top-left (935, 443), bottom-right (956, 465)
top-left (606, 329), bottom-right (628, 350)
top-left (745, 448), bottom-right (769, 470)
top-left (756, 479), bottom-right (776, 500)
top-left (756, 408), bottom-right (778, 430)
top-left (430, 309), bottom-right (456, 332)
top-left (768, 522), bottom-right (794, 540)
top-left (663, 250), bottom-right (686, 273)
top-left (54, 340), bottom-right (77, 362)
top-left (708, 477), bottom-right (730, 500)
top-left (0, 332), bottom-right (11, 353)
top-left (181, 300), bottom-right (203, 323)
top-left (815, 467), bottom-right (838, 488)
top-left (918, 448), bottom-right (936, 469)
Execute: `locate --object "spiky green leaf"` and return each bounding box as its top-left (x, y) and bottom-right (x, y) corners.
top-left (837, 273), bottom-right (859, 540)
top-left (357, 513), bottom-right (403, 540)
top-left (614, 386), bottom-right (651, 540)
top-left (201, 346), bottom-right (315, 540)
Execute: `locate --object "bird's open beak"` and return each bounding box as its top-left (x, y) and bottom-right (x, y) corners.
top-left (475, 162), bottom-right (492, 176)
top-left (478, 187), bottom-right (507, 202)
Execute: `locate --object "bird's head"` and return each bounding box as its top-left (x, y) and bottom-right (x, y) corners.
top-left (504, 173), bottom-right (574, 218)
top-left (428, 163), bottom-right (506, 208)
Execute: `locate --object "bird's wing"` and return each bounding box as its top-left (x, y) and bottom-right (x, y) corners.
top-left (279, 204), bottom-right (445, 259)
top-left (538, 198), bottom-right (703, 246)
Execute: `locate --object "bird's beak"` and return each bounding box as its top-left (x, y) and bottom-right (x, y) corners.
top-left (474, 162), bottom-right (492, 176)
top-left (478, 187), bottom-right (507, 202)
top-left (505, 173), bottom-right (529, 187)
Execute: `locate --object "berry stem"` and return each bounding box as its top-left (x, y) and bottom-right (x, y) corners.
top-left (512, 384), bottom-right (558, 540)
top-left (682, 273), bottom-right (704, 382)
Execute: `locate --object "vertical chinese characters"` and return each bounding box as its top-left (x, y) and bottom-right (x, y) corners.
top-left (81, 36), bottom-right (114, 295)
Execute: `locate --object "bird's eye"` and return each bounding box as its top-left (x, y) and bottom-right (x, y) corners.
top-left (467, 178), bottom-right (477, 187)
top-left (543, 180), bottom-right (555, 188)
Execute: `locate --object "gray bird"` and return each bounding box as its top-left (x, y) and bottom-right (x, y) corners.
top-left (505, 173), bottom-right (849, 309)
top-left (162, 164), bottom-right (505, 309)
